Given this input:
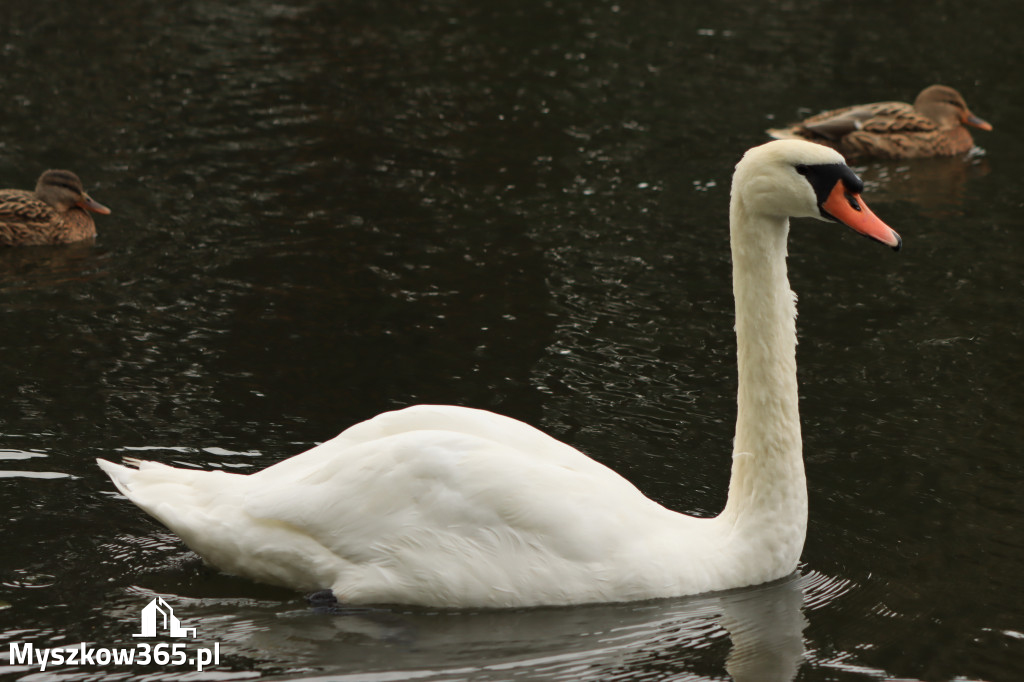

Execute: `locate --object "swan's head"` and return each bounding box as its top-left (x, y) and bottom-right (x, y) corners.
top-left (732, 140), bottom-right (901, 251)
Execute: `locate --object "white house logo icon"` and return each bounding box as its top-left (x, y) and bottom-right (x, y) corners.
top-left (133, 597), bottom-right (196, 638)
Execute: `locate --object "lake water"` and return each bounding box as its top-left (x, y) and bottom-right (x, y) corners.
top-left (1, 1), bottom-right (1022, 680)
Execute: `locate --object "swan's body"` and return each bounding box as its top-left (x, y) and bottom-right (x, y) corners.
top-left (767, 85), bottom-right (992, 159)
top-left (0, 170), bottom-right (111, 246)
top-left (98, 140), bottom-right (900, 608)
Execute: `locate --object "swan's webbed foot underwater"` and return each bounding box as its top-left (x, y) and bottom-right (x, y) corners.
top-left (306, 589), bottom-right (340, 613)
top-left (305, 589), bottom-right (402, 621)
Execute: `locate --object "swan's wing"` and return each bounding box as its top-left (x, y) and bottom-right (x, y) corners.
top-left (98, 407), bottom-right (692, 605)
top-left (247, 427), bottom-right (654, 554)
top-left (335, 405), bottom-right (574, 456)
top-left (266, 405), bottom-right (620, 481)
top-left (241, 428), bottom-right (671, 603)
top-left (98, 405), bottom-right (631, 558)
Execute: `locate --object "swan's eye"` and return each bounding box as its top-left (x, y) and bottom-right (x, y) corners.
top-left (795, 165), bottom-right (809, 176)
top-left (844, 191), bottom-right (861, 212)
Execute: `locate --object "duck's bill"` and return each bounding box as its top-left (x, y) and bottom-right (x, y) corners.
top-left (77, 194), bottom-right (112, 215)
top-left (822, 180), bottom-right (901, 251)
top-left (965, 113), bottom-right (993, 132)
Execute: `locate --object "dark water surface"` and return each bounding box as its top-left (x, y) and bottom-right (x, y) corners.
top-left (1, 1), bottom-right (1022, 680)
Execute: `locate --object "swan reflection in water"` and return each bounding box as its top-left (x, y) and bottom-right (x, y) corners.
top-left (116, 570), bottom-right (850, 681)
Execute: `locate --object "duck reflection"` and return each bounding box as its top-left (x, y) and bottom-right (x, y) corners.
top-left (0, 241), bottom-right (107, 292)
top-left (852, 155), bottom-right (990, 219)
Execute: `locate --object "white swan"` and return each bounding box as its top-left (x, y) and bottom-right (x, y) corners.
top-left (98, 140), bottom-right (900, 608)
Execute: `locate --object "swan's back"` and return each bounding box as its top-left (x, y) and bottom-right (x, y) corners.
top-left (261, 405), bottom-right (623, 481)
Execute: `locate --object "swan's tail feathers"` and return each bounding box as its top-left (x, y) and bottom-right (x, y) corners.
top-left (97, 457), bottom-right (166, 498)
top-left (96, 457), bottom-right (239, 537)
top-left (96, 457), bottom-right (210, 495)
top-left (97, 457), bottom-right (138, 497)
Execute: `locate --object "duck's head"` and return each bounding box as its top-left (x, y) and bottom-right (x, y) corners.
top-left (914, 84), bottom-right (992, 132)
top-left (732, 139), bottom-right (901, 251)
top-left (34, 170), bottom-right (112, 216)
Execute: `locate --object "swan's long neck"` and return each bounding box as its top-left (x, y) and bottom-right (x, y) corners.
top-left (718, 195), bottom-right (807, 565)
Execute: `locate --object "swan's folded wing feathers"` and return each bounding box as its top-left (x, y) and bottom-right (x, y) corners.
top-left (258, 404), bottom-right (623, 486)
top-left (239, 429), bottom-right (664, 582)
top-left (100, 412), bottom-right (716, 604)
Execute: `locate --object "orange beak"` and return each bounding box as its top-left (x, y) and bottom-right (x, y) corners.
top-left (964, 112), bottom-right (993, 132)
top-left (822, 180), bottom-right (901, 251)
top-left (76, 193), bottom-right (112, 215)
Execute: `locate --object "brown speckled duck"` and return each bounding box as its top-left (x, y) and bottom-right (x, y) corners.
top-left (0, 170), bottom-right (111, 246)
top-left (767, 85), bottom-right (992, 160)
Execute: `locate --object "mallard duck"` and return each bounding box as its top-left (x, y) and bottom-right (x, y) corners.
top-left (97, 141), bottom-right (901, 608)
top-left (767, 85), bottom-right (992, 160)
top-left (0, 170), bottom-right (111, 246)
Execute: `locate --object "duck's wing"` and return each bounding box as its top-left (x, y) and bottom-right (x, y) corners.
top-left (768, 101), bottom-right (939, 143)
top-left (767, 103), bottom-right (873, 142)
top-left (802, 101), bottom-right (940, 139)
top-left (798, 104), bottom-right (884, 140)
top-left (0, 191), bottom-right (61, 245)
top-left (853, 103), bottom-right (942, 135)
top-left (0, 190), bottom-right (56, 225)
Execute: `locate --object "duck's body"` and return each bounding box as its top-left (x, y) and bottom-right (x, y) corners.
top-left (767, 85), bottom-right (991, 159)
top-left (0, 170), bottom-right (111, 246)
top-left (98, 140), bottom-right (901, 608)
